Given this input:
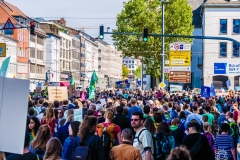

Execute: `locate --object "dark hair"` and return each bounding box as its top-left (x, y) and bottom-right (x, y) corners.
top-left (132, 111), bottom-right (144, 120)
top-left (39, 99), bottom-right (44, 105)
top-left (179, 111), bottom-right (186, 120)
top-left (192, 106), bottom-right (198, 111)
top-left (54, 100), bottom-right (60, 108)
top-left (78, 116), bottom-right (97, 141)
top-left (220, 123), bottom-right (230, 132)
top-left (205, 106), bottom-right (211, 112)
top-left (121, 128), bottom-right (133, 141)
top-left (44, 138), bottom-right (62, 160)
top-left (166, 145), bottom-right (191, 160)
top-left (63, 100), bottom-right (69, 105)
top-left (28, 108), bottom-right (35, 116)
top-left (143, 105), bottom-right (150, 114)
top-left (70, 121), bottom-right (81, 136)
top-left (202, 115), bottom-right (208, 123)
top-left (24, 132), bottom-right (30, 148)
top-left (27, 116), bottom-right (40, 136)
top-left (157, 122), bottom-right (171, 136)
top-left (152, 107), bottom-right (159, 113)
top-left (42, 102), bottom-right (49, 107)
top-left (123, 108), bottom-right (128, 116)
top-left (227, 112), bottom-right (233, 118)
top-left (153, 112), bottom-right (162, 123)
top-left (187, 121), bottom-right (201, 131)
top-left (222, 107), bottom-right (228, 114)
top-left (28, 100), bottom-right (34, 108)
top-left (143, 118), bottom-right (155, 135)
top-left (87, 109), bottom-right (94, 116)
top-left (116, 106), bottom-right (123, 113)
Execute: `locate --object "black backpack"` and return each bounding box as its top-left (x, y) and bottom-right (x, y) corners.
top-left (153, 132), bottom-right (170, 160)
top-left (190, 135), bottom-right (202, 157)
top-left (101, 126), bottom-right (116, 160)
top-left (70, 136), bottom-right (95, 160)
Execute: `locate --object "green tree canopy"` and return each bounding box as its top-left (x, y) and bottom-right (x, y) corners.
top-left (113, 0), bottom-right (194, 77)
top-left (122, 64), bottom-right (130, 79)
top-left (134, 65), bottom-right (142, 79)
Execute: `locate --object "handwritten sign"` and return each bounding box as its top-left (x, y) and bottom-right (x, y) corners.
top-left (74, 108), bottom-right (83, 122)
top-left (48, 87), bottom-right (68, 101)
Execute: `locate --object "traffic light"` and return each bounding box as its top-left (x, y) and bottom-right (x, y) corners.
top-left (143, 27), bottom-right (148, 42)
top-left (99, 25), bottom-right (104, 40)
top-left (30, 21), bottom-right (35, 35)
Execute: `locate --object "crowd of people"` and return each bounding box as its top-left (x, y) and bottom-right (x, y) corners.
top-left (1, 89), bottom-right (240, 160)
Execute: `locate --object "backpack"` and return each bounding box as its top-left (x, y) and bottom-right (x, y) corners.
top-left (32, 147), bottom-right (45, 158)
top-left (164, 112), bottom-right (171, 126)
top-left (229, 121), bottom-right (239, 144)
top-left (190, 135), bottom-right (202, 157)
top-left (70, 136), bottom-right (95, 160)
top-left (97, 123), bottom-right (116, 157)
top-left (153, 132), bottom-right (171, 160)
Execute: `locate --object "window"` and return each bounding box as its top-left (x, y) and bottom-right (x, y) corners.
top-left (30, 47), bottom-right (35, 58)
top-left (30, 64), bottom-right (35, 73)
top-left (36, 65), bottom-right (44, 74)
top-left (220, 19), bottom-right (227, 34)
top-left (220, 42), bottom-right (227, 57)
top-left (30, 35), bottom-right (35, 42)
top-left (126, 61), bottom-right (128, 63)
top-left (132, 60), bottom-right (134, 63)
top-left (233, 19), bottom-right (240, 34)
top-left (37, 50), bottom-right (44, 60)
top-left (37, 36), bottom-right (44, 45)
top-left (233, 43), bottom-right (239, 57)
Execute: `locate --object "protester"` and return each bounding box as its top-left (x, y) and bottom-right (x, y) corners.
top-left (127, 98), bottom-right (142, 120)
top-left (109, 128), bottom-right (142, 160)
top-left (166, 145), bottom-right (191, 160)
top-left (43, 138), bottom-right (62, 160)
top-left (27, 116), bottom-right (41, 142)
top-left (57, 114), bottom-right (74, 145)
top-left (41, 107), bottom-right (56, 134)
top-left (112, 106), bottom-right (131, 130)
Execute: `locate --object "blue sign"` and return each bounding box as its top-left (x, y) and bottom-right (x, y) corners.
top-left (4, 30), bottom-right (13, 35)
top-left (180, 44), bottom-right (184, 49)
top-left (201, 86), bottom-right (210, 98)
top-left (214, 63), bottom-right (227, 74)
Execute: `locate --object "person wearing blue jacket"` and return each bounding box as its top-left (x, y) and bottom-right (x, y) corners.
top-left (62, 121), bottom-right (81, 160)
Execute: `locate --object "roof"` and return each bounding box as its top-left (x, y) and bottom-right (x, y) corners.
top-left (188, 0), bottom-right (205, 28)
top-left (97, 40), bottom-right (110, 46)
top-left (0, 3), bottom-right (19, 25)
top-left (205, 0), bottom-right (240, 4)
top-left (1, 1), bottom-right (27, 18)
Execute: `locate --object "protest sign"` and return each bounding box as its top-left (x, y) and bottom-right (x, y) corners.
top-left (48, 87), bottom-right (68, 101)
top-left (74, 108), bottom-right (83, 122)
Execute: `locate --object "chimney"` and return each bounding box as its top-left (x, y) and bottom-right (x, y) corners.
top-left (60, 18), bottom-right (66, 26)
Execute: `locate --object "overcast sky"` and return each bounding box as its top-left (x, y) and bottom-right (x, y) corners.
top-left (6, 0), bottom-right (127, 45)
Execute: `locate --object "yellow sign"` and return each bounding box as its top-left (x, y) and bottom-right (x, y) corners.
top-left (159, 82), bottom-right (166, 89)
top-left (169, 51), bottom-right (191, 66)
top-left (48, 87), bottom-right (68, 102)
top-left (0, 43), bottom-right (6, 57)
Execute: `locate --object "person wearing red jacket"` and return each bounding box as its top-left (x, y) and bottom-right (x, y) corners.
top-left (41, 107), bottom-right (56, 135)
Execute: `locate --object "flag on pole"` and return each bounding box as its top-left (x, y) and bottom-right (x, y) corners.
top-left (210, 83), bottom-right (216, 96)
top-left (70, 77), bottom-right (75, 86)
top-left (226, 79), bottom-right (231, 88)
top-left (0, 56), bottom-right (10, 77)
top-left (89, 70), bottom-right (98, 99)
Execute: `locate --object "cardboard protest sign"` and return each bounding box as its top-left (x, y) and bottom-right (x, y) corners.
top-left (0, 78), bottom-right (29, 154)
top-left (48, 87), bottom-right (68, 101)
top-left (74, 108), bottom-right (83, 122)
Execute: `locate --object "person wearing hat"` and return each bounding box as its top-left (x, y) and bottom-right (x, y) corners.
top-left (147, 100), bottom-right (154, 108)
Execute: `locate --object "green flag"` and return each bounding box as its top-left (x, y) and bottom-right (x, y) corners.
top-left (0, 56), bottom-right (10, 77)
top-left (70, 77), bottom-right (75, 85)
top-left (89, 70), bottom-right (98, 99)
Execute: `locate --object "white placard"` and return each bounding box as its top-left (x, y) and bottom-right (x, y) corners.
top-left (74, 108), bottom-right (83, 122)
top-left (100, 98), bottom-right (106, 105)
top-left (0, 78), bottom-right (29, 154)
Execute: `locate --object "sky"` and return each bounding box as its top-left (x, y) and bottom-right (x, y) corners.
top-left (6, 0), bottom-right (127, 45)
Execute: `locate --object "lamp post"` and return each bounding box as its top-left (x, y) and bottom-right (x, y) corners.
top-left (160, 0), bottom-right (168, 83)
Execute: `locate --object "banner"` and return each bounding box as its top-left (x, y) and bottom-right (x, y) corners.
top-left (0, 56), bottom-right (10, 77)
top-left (201, 86), bottom-right (210, 98)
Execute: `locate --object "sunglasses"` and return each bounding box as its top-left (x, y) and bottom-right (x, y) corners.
top-left (131, 119), bottom-right (140, 122)
top-left (58, 112), bottom-right (62, 114)
top-left (97, 115), bottom-right (101, 117)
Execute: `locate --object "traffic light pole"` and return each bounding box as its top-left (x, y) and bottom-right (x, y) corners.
top-left (161, 1), bottom-right (165, 83)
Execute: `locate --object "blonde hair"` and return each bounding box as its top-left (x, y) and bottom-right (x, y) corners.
top-left (203, 122), bottom-right (212, 133)
top-left (105, 108), bottom-right (114, 120)
top-left (43, 138), bottom-right (62, 160)
top-left (45, 107), bottom-right (55, 123)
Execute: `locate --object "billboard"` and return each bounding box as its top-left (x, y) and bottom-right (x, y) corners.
top-left (214, 63), bottom-right (240, 75)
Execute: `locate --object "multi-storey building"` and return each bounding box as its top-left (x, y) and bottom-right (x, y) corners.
top-left (122, 57), bottom-right (141, 75)
top-left (36, 18), bottom-right (61, 83)
top-left (71, 36), bottom-right (81, 86)
top-left (191, 0), bottom-right (240, 90)
top-left (28, 19), bottom-right (46, 91)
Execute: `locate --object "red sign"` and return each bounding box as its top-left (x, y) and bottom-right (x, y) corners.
top-left (169, 71), bottom-right (191, 77)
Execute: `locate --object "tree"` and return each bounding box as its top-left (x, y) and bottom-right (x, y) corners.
top-left (134, 65), bottom-right (142, 79)
top-left (113, 0), bottom-right (193, 78)
top-left (122, 64), bottom-right (130, 79)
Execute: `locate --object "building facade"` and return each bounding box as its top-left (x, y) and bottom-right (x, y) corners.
top-left (122, 56), bottom-right (141, 75)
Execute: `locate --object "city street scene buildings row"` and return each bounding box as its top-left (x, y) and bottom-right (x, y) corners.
top-left (0, 1), bottom-right (122, 92)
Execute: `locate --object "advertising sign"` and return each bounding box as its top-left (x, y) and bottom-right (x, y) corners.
top-left (0, 43), bottom-right (6, 57)
top-left (48, 87), bottom-right (68, 101)
top-left (214, 63), bottom-right (240, 75)
top-left (169, 51), bottom-right (191, 66)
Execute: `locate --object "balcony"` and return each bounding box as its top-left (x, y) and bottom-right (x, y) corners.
top-left (197, 57), bottom-right (203, 69)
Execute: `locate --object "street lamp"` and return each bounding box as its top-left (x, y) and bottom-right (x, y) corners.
top-left (160, 0), bottom-right (168, 83)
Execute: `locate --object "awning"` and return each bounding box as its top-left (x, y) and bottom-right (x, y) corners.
top-left (60, 81), bottom-right (70, 86)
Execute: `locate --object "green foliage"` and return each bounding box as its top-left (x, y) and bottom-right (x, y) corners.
top-left (134, 65), bottom-right (142, 78)
top-left (113, 0), bottom-right (194, 77)
top-left (122, 64), bottom-right (130, 79)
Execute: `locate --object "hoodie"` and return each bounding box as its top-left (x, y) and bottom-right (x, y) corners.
top-left (170, 125), bottom-right (184, 147)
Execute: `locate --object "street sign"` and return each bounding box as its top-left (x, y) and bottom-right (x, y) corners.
top-left (4, 30), bottom-right (13, 35)
top-left (169, 51), bottom-right (191, 66)
top-left (169, 66), bottom-right (191, 71)
top-left (3, 18), bottom-right (15, 30)
top-left (169, 77), bottom-right (191, 83)
top-left (159, 82), bottom-right (166, 89)
top-left (164, 67), bottom-right (169, 73)
top-left (169, 71), bottom-right (191, 77)
top-left (0, 43), bottom-right (6, 57)
top-left (170, 43), bottom-right (191, 51)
